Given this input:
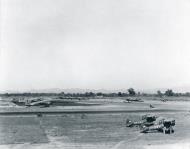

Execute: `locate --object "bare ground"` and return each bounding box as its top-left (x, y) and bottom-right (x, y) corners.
top-left (0, 98), bottom-right (190, 149)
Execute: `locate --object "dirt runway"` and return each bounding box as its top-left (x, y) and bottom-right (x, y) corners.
top-left (0, 98), bottom-right (190, 149)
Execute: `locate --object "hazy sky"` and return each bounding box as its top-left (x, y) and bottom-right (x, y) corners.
top-left (1, 0), bottom-right (190, 92)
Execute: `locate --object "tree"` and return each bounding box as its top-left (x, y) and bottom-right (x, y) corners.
top-left (118, 92), bottom-right (122, 97)
top-left (60, 92), bottom-right (65, 96)
top-left (96, 92), bottom-right (103, 96)
top-left (84, 92), bottom-right (95, 97)
top-left (185, 92), bottom-right (190, 97)
top-left (164, 89), bottom-right (174, 96)
top-left (127, 88), bottom-right (136, 96)
top-left (157, 90), bottom-right (163, 97)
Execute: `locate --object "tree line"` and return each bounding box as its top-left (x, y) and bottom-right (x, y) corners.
top-left (1, 88), bottom-right (190, 97)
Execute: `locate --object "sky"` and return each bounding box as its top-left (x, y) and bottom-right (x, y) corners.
top-left (0, 0), bottom-right (190, 92)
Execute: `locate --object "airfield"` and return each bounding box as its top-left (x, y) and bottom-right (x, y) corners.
top-left (0, 97), bottom-right (190, 149)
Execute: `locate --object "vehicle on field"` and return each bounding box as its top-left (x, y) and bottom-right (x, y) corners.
top-left (162, 119), bottom-right (175, 134)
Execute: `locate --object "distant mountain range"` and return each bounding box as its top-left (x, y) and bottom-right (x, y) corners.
top-left (0, 88), bottom-right (135, 94)
top-left (0, 88), bottom-right (129, 94)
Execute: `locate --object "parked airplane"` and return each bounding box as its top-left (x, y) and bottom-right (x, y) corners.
top-left (124, 98), bottom-right (144, 103)
top-left (126, 114), bottom-right (175, 134)
top-left (141, 118), bottom-right (175, 134)
top-left (126, 114), bottom-right (157, 127)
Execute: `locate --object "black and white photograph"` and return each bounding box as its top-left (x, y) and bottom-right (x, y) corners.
top-left (0, 0), bottom-right (190, 148)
